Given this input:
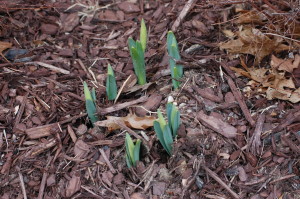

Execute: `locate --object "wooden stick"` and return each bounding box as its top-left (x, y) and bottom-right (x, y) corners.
top-left (226, 76), bottom-right (255, 126)
top-left (203, 165), bottom-right (240, 199)
top-left (98, 96), bottom-right (148, 115)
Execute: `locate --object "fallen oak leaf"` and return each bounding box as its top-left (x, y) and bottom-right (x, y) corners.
top-left (290, 88), bottom-right (300, 103)
top-left (219, 27), bottom-right (290, 65)
top-left (95, 113), bottom-right (156, 131)
top-left (235, 10), bottom-right (266, 25)
top-left (271, 54), bottom-right (300, 73)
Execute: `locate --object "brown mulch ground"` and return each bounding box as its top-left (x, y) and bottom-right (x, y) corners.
top-left (0, 0), bottom-right (300, 199)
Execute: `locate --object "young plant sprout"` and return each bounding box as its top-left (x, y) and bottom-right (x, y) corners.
top-left (167, 31), bottom-right (183, 90)
top-left (166, 102), bottom-right (180, 138)
top-left (106, 64), bottom-right (117, 101)
top-left (140, 18), bottom-right (147, 52)
top-left (125, 133), bottom-right (141, 168)
top-left (128, 19), bottom-right (147, 85)
top-left (153, 103), bottom-right (181, 155)
top-left (83, 81), bottom-right (98, 125)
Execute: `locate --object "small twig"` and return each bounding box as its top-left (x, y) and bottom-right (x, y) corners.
top-left (226, 76), bottom-right (255, 126)
top-left (171, 0), bottom-right (196, 32)
top-left (181, 157), bottom-right (202, 199)
top-left (14, 93), bottom-right (28, 126)
top-left (37, 155), bottom-right (52, 199)
top-left (257, 165), bottom-right (278, 192)
top-left (98, 95), bottom-right (148, 115)
top-left (269, 174), bottom-right (296, 184)
top-left (81, 185), bottom-right (103, 198)
top-left (99, 148), bottom-right (116, 174)
top-left (203, 165), bottom-right (240, 199)
top-left (25, 61), bottom-right (70, 74)
top-left (263, 32), bottom-right (300, 43)
top-left (18, 169), bottom-right (27, 199)
top-left (114, 75), bottom-right (132, 104)
top-left (114, 119), bottom-right (144, 141)
top-left (97, 166), bottom-right (121, 194)
top-left (22, 87), bottom-right (50, 111)
top-left (76, 59), bottom-right (93, 80)
top-left (248, 114), bottom-right (265, 155)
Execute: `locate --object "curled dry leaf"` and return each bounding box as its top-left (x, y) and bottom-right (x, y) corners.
top-left (231, 60), bottom-right (300, 103)
top-left (271, 54), bottom-right (300, 73)
top-left (95, 113), bottom-right (156, 131)
top-left (235, 10), bottom-right (266, 25)
top-left (219, 27), bottom-right (290, 65)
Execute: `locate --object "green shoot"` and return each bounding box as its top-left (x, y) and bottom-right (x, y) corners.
top-left (128, 38), bottom-right (146, 85)
top-left (167, 31), bottom-right (183, 90)
top-left (153, 110), bottom-right (173, 155)
top-left (166, 103), bottom-right (180, 138)
top-left (106, 64), bottom-right (117, 100)
top-left (83, 81), bottom-right (98, 125)
top-left (125, 133), bottom-right (141, 168)
top-left (140, 18), bottom-right (147, 52)
top-left (153, 103), bottom-right (180, 155)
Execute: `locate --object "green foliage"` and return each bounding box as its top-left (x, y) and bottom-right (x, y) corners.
top-left (153, 103), bottom-right (181, 155)
top-left (166, 103), bottom-right (180, 138)
top-left (128, 38), bottom-right (147, 85)
top-left (83, 81), bottom-right (98, 125)
top-left (106, 64), bottom-right (117, 100)
top-left (140, 18), bottom-right (147, 52)
top-left (128, 19), bottom-right (148, 85)
top-left (167, 31), bottom-right (183, 90)
top-left (125, 133), bottom-right (141, 168)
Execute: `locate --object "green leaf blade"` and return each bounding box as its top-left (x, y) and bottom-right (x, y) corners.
top-left (125, 133), bottom-right (135, 163)
top-left (162, 125), bottom-right (173, 155)
top-left (154, 120), bottom-right (169, 154)
top-left (167, 31), bottom-right (183, 90)
top-left (106, 64), bottom-right (118, 100)
top-left (171, 107), bottom-right (180, 138)
top-left (133, 139), bottom-right (141, 166)
top-left (140, 19), bottom-right (147, 52)
top-left (130, 44), bottom-right (146, 85)
top-left (83, 82), bottom-right (98, 124)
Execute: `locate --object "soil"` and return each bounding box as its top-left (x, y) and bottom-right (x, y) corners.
top-left (0, 0), bottom-right (299, 199)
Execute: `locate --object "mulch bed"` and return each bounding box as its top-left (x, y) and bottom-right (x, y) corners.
top-left (0, 0), bottom-right (299, 198)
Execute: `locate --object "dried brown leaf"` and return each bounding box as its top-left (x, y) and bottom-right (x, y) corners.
top-left (271, 54), bottom-right (300, 73)
top-left (95, 113), bottom-right (156, 131)
top-left (290, 88), bottom-right (300, 103)
top-left (235, 10), bottom-right (266, 25)
top-left (220, 27), bottom-right (289, 65)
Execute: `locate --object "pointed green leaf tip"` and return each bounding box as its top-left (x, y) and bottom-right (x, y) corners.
top-left (140, 18), bottom-right (147, 52)
top-left (83, 81), bottom-right (93, 101)
top-left (106, 64), bottom-right (117, 100)
top-left (83, 81), bottom-right (98, 124)
top-left (125, 133), bottom-right (141, 168)
top-left (167, 31), bottom-right (183, 90)
top-left (128, 38), bottom-right (147, 85)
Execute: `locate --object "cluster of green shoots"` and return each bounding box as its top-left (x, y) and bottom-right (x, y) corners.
top-left (125, 102), bottom-right (181, 168)
top-left (125, 133), bottom-right (141, 168)
top-left (83, 19), bottom-right (183, 168)
top-left (153, 103), bottom-right (180, 155)
top-left (128, 19), bottom-right (147, 85)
